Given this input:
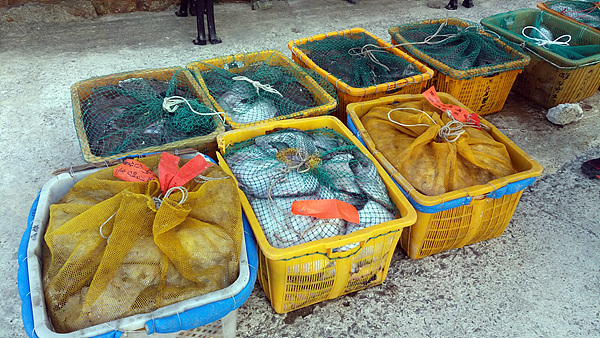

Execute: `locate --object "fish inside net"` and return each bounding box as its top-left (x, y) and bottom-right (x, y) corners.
top-left (224, 128), bottom-right (399, 250)
top-left (297, 32), bottom-right (422, 88)
top-left (546, 0), bottom-right (600, 29)
top-left (200, 56), bottom-right (325, 125)
top-left (80, 70), bottom-right (218, 157)
top-left (391, 20), bottom-right (523, 73)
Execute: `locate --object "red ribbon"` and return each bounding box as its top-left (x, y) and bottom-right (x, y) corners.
top-left (113, 152), bottom-right (212, 193)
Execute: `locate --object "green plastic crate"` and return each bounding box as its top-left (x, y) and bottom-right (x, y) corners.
top-left (481, 9), bottom-right (600, 108)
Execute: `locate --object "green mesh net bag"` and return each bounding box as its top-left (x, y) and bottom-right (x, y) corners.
top-left (297, 32), bottom-right (422, 88)
top-left (389, 18), bottom-right (526, 77)
top-left (223, 128), bottom-right (398, 250)
top-left (198, 53), bottom-right (332, 126)
top-left (544, 1), bottom-right (600, 29)
top-left (520, 11), bottom-right (600, 60)
top-left (78, 69), bottom-right (219, 158)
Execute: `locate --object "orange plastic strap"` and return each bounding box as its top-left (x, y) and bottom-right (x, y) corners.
top-left (422, 86), bottom-right (481, 127)
top-left (113, 159), bottom-right (159, 183)
top-left (291, 199), bottom-right (360, 224)
top-left (158, 152), bottom-right (211, 193)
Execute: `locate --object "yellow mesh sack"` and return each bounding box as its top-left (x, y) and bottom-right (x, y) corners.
top-left (42, 154), bottom-right (242, 333)
top-left (361, 99), bottom-right (516, 196)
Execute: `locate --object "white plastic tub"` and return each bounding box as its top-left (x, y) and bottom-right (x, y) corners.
top-left (18, 154), bottom-right (257, 338)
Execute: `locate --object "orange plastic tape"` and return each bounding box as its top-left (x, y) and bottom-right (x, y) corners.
top-left (291, 199), bottom-right (360, 223)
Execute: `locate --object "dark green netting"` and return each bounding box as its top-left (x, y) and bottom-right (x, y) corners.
top-left (223, 128), bottom-right (398, 250)
top-left (81, 70), bottom-right (217, 157)
top-left (522, 13), bottom-right (600, 60)
top-left (297, 32), bottom-right (421, 88)
top-left (545, 1), bottom-right (600, 29)
top-left (391, 20), bottom-right (523, 71)
top-left (200, 56), bottom-right (324, 125)
top-left (303, 67), bottom-right (339, 108)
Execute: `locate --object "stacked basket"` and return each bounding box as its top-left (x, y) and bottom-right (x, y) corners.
top-left (288, 28), bottom-right (434, 122)
top-left (216, 116), bottom-right (418, 313)
top-left (481, 8), bottom-right (600, 108)
top-left (388, 18), bottom-right (531, 115)
top-left (346, 94), bottom-right (543, 259)
top-left (186, 50), bottom-right (338, 129)
top-left (71, 67), bottom-right (225, 162)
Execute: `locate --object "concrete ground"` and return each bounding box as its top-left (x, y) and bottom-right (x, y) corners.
top-left (2, 0), bottom-right (599, 336)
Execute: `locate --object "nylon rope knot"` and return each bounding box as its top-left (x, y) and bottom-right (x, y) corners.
top-left (387, 107), bottom-right (488, 143)
top-left (348, 44), bottom-right (392, 72)
top-left (152, 186), bottom-right (189, 210)
top-left (521, 26), bottom-right (571, 47)
top-left (232, 76), bottom-right (284, 97)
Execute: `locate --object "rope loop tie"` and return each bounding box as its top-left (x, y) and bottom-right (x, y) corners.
top-left (232, 76), bottom-right (284, 97)
top-left (521, 26), bottom-right (571, 48)
top-left (162, 96), bottom-right (225, 123)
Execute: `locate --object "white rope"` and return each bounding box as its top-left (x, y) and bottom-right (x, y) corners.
top-left (521, 26), bottom-right (571, 47)
top-left (386, 107), bottom-right (491, 142)
top-left (99, 212), bottom-right (117, 239)
top-left (153, 186), bottom-right (189, 209)
top-left (162, 95), bottom-right (225, 120)
top-left (438, 119), bottom-right (465, 142)
top-left (347, 19), bottom-right (454, 72)
top-left (194, 173), bottom-right (229, 183)
top-left (348, 44), bottom-right (393, 72)
top-left (352, 19), bottom-right (509, 72)
top-left (232, 76), bottom-right (284, 97)
top-left (164, 186), bottom-right (189, 205)
top-left (386, 107), bottom-right (437, 128)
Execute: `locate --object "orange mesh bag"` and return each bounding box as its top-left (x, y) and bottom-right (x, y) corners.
top-left (41, 153), bottom-right (242, 333)
top-left (360, 95), bottom-right (516, 196)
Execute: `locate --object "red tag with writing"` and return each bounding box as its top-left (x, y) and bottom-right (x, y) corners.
top-left (113, 159), bottom-right (158, 183)
top-left (291, 199), bottom-right (360, 224)
top-left (422, 86), bottom-right (480, 127)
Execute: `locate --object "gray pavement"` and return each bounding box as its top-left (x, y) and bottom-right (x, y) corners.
top-left (1, 0), bottom-right (599, 336)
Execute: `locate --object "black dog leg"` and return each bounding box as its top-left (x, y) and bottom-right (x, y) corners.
top-left (206, 0), bottom-right (222, 44)
top-left (445, 0), bottom-right (458, 10)
top-left (176, 0), bottom-right (189, 17)
top-left (462, 0), bottom-right (474, 8)
top-left (193, 0), bottom-right (207, 45)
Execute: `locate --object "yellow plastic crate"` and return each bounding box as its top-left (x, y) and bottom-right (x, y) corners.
top-left (287, 28), bottom-right (434, 123)
top-left (346, 94), bottom-right (543, 260)
top-left (215, 116), bottom-right (417, 313)
top-left (481, 9), bottom-right (600, 108)
top-left (186, 50), bottom-right (337, 129)
top-left (71, 67), bottom-right (225, 163)
top-left (389, 18), bottom-right (530, 115)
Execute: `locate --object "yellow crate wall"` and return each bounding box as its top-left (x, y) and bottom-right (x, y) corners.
top-left (257, 230), bottom-right (401, 313)
top-left (288, 28), bottom-right (434, 123)
top-left (71, 67), bottom-right (224, 163)
top-left (346, 94), bottom-right (543, 260)
top-left (512, 52), bottom-right (600, 108)
top-left (399, 189), bottom-right (525, 259)
top-left (216, 116), bottom-right (417, 313)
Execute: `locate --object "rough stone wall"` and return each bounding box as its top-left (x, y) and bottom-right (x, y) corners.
top-left (1, 0), bottom-right (178, 16)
